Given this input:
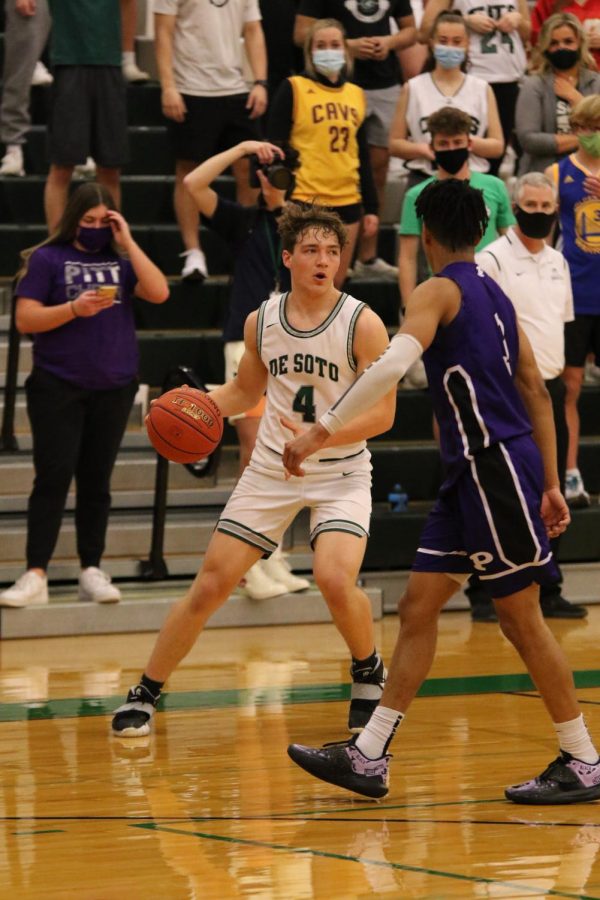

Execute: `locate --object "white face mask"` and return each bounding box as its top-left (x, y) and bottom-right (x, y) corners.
top-left (312, 48), bottom-right (346, 77)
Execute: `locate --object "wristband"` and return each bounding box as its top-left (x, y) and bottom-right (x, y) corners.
top-left (253, 79), bottom-right (268, 88)
top-left (70, 300), bottom-right (79, 318)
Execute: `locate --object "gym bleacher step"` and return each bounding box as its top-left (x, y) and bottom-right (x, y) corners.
top-left (0, 584), bottom-right (382, 640)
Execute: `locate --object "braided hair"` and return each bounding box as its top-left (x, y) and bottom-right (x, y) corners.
top-left (415, 179), bottom-right (488, 252)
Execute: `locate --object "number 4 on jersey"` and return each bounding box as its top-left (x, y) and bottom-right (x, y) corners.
top-left (293, 385), bottom-right (316, 423)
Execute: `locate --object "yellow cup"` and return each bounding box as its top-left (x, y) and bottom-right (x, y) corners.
top-left (97, 285), bottom-right (118, 301)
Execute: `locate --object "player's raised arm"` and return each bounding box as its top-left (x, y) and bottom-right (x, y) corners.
top-left (209, 311), bottom-right (267, 418)
top-left (282, 277), bottom-right (459, 475)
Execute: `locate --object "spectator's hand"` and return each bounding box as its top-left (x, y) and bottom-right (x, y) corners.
top-left (161, 87), bottom-right (186, 123)
top-left (586, 26), bottom-right (600, 48)
top-left (241, 140), bottom-right (285, 164)
top-left (246, 84), bottom-right (268, 120)
top-left (418, 142), bottom-right (436, 161)
top-left (362, 214), bottom-right (379, 238)
top-left (370, 35), bottom-right (394, 60)
top-left (541, 487), bottom-right (570, 539)
top-left (584, 175), bottom-right (600, 198)
top-left (72, 289), bottom-right (118, 317)
top-left (346, 37), bottom-right (379, 59)
top-left (496, 11), bottom-right (521, 32)
top-left (107, 210), bottom-right (134, 251)
top-left (16, 0), bottom-right (36, 15)
top-left (466, 13), bottom-right (496, 32)
top-left (256, 169), bottom-right (287, 209)
top-left (553, 76), bottom-right (583, 105)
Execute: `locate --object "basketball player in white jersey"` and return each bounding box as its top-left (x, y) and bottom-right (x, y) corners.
top-left (112, 202), bottom-right (396, 739)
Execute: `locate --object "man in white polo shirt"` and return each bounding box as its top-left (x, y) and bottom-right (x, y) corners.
top-left (471, 172), bottom-right (587, 620)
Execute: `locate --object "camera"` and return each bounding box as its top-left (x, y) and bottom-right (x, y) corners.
top-left (249, 143), bottom-right (299, 194)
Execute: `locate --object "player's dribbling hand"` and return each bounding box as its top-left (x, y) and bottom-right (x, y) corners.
top-left (541, 487), bottom-right (571, 539)
top-left (281, 417), bottom-right (328, 478)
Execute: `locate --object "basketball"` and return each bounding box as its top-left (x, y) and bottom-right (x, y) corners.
top-left (146, 387), bottom-right (223, 463)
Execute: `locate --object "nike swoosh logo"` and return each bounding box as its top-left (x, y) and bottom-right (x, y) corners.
top-left (342, 471), bottom-right (353, 476)
top-left (266, 323), bottom-right (276, 328)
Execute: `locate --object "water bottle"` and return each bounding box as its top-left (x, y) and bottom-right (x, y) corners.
top-left (388, 483), bottom-right (408, 512)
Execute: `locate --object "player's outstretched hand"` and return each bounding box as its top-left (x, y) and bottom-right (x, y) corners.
top-left (281, 417), bottom-right (328, 478)
top-left (541, 487), bottom-right (571, 539)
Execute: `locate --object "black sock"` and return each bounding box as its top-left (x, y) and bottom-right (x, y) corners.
top-left (351, 649), bottom-right (379, 675)
top-left (140, 673), bottom-right (164, 700)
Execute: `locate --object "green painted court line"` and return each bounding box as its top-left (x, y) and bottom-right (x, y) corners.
top-left (1, 669), bottom-right (600, 723)
top-left (11, 829), bottom-right (65, 835)
top-left (131, 823), bottom-right (600, 899)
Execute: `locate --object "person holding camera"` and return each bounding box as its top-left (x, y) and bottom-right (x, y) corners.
top-left (268, 17), bottom-right (379, 288)
top-left (183, 139), bottom-right (310, 600)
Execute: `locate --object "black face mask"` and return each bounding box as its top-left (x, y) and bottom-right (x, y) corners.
top-left (434, 146), bottom-right (469, 175)
top-left (515, 206), bottom-right (556, 239)
top-left (544, 47), bottom-right (580, 70)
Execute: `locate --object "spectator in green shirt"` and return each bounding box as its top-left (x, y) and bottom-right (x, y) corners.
top-left (398, 107), bottom-right (515, 308)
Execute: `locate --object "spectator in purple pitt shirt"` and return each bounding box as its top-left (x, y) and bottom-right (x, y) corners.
top-left (0, 183), bottom-right (168, 609)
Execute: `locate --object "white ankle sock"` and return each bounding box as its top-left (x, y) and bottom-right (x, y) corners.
top-left (355, 706), bottom-right (404, 759)
top-left (554, 714), bottom-right (599, 764)
top-left (122, 51), bottom-right (135, 66)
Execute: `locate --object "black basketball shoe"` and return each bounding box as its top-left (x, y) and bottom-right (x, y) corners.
top-left (112, 684), bottom-right (159, 737)
top-left (505, 752), bottom-right (600, 804)
top-left (288, 738), bottom-right (390, 799)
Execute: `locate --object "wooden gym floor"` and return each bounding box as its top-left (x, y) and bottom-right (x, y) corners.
top-left (1, 604), bottom-right (600, 899)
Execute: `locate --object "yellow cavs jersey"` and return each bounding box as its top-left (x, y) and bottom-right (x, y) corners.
top-left (251, 291), bottom-right (372, 475)
top-left (289, 75), bottom-right (366, 207)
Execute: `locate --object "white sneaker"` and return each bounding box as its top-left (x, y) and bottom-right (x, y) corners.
top-left (0, 145), bottom-right (25, 177)
top-left (74, 157), bottom-right (97, 178)
top-left (180, 248), bottom-right (208, 282)
top-left (584, 359), bottom-right (600, 385)
top-left (239, 561), bottom-right (287, 600)
top-left (78, 567), bottom-right (121, 604)
top-left (262, 550), bottom-right (310, 593)
top-left (123, 61), bottom-right (150, 83)
top-left (352, 258), bottom-right (398, 281)
top-left (0, 571), bottom-right (49, 608)
top-left (31, 60), bottom-right (53, 86)
top-left (565, 470), bottom-right (591, 509)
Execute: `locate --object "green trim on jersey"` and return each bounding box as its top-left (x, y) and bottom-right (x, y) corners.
top-left (346, 302), bottom-right (366, 372)
top-left (256, 299), bottom-right (269, 357)
top-left (279, 292), bottom-right (348, 339)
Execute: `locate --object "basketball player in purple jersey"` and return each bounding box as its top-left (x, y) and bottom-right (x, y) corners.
top-left (283, 178), bottom-right (600, 804)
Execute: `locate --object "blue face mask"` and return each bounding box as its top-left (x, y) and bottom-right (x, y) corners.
top-left (433, 44), bottom-right (466, 69)
top-left (312, 49), bottom-right (346, 77)
top-left (77, 225), bottom-right (113, 253)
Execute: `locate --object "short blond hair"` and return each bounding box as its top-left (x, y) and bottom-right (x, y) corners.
top-left (570, 94), bottom-right (600, 129)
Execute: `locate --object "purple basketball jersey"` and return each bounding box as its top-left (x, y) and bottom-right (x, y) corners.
top-left (423, 261), bottom-right (532, 485)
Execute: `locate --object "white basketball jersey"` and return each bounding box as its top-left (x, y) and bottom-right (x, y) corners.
top-left (452, 0), bottom-right (527, 83)
top-left (252, 292), bottom-right (371, 475)
top-left (406, 72), bottom-right (490, 175)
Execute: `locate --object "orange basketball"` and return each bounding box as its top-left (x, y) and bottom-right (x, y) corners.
top-left (146, 387), bottom-right (223, 463)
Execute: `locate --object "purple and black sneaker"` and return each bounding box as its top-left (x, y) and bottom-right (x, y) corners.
top-left (288, 738), bottom-right (390, 799)
top-left (506, 752), bottom-right (600, 804)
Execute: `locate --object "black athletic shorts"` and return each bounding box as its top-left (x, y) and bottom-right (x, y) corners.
top-left (48, 66), bottom-right (129, 168)
top-left (166, 93), bottom-right (261, 162)
top-left (564, 314), bottom-right (600, 367)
